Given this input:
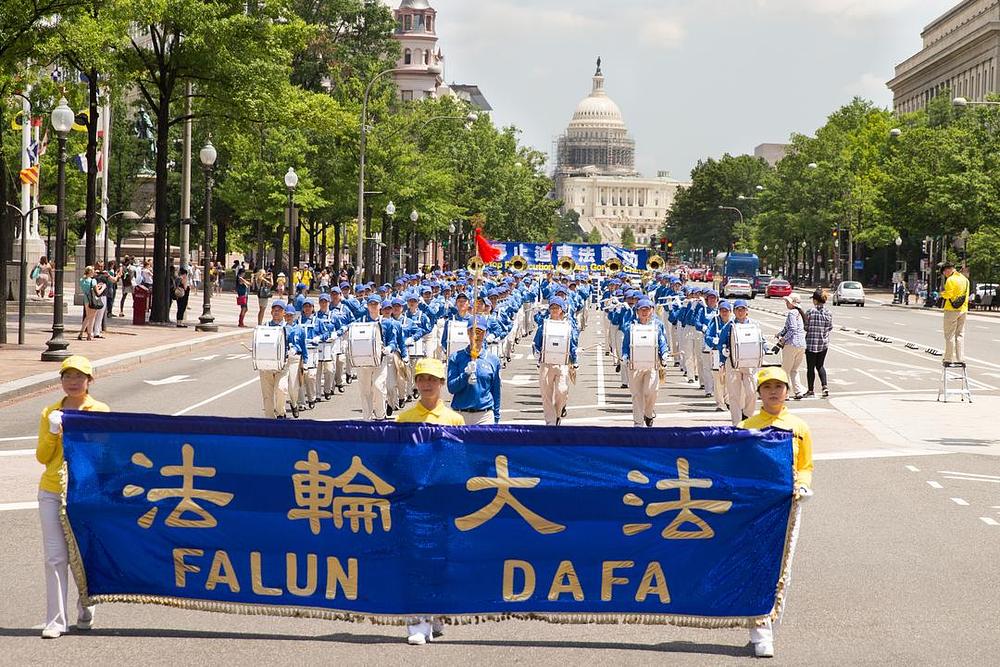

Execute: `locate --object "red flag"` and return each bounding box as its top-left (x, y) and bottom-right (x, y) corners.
top-left (544, 241), bottom-right (553, 251)
top-left (474, 228), bottom-right (501, 264)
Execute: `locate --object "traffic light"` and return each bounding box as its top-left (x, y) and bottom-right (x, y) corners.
top-left (667, 240), bottom-right (674, 251)
top-left (921, 239), bottom-right (928, 256)
top-left (832, 228), bottom-right (839, 239)
top-left (659, 237), bottom-right (666, 251)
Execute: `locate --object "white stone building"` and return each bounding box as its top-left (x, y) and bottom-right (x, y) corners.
top-left (553, 61), bottom-right (688, 245)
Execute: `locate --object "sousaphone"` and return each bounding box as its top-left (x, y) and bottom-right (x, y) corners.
top-left (510, 255), bottom-right (528, 271)
top-left (605, 257), bottom-right (622, 273)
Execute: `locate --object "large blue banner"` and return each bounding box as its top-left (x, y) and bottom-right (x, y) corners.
top-left (62, 413), bottom-right (796, 627)
top-left (490, 242), bottom-right (649, 273)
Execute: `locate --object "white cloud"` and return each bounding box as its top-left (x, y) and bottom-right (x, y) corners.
top-left (843, 71), bottom-right (893, 103)
top-left (636, 15), bottom-right (686, 48)
top-left (751, 0), bottom-right (928, 19)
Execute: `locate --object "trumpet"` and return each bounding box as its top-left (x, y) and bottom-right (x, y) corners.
top-left (558, 255), bottom-right (576, 274)
top-left (648, 254), bottom-right (664, 272)
top-left (510, 255), bottom-right (528, 271)
top-left (467, 255), bottom-right (485, 271)
top-left (605, 257), bottom-right (622, 273)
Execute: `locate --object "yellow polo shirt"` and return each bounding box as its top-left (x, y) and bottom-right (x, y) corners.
top-left (37, 395), bottom-right (110, 494)
top-left (396, 400), bottom-right (465, 426)
top-left (941, 271), bottom-right (970, 312)
top-left (739, 407), bottom-right (814, 489)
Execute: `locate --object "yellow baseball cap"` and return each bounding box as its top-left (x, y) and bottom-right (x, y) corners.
top-left (413, 357), bottom-right (446, 380)
top-left (756, 366), bottom-right (789, 388)
top-left (60, 355), bottom-right (94, 378)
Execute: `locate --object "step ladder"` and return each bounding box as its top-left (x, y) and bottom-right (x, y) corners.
top-left (937, 362), bottom-right (972, 403)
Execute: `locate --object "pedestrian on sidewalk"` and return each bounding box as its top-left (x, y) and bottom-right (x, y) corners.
top-left (104, 260), bottom-right (122, 319)
top-left (191, 264), bottom-right (201, 295)
top-left (939, 262), bottom-right (970, 365)
top-left (804, 289), bottom-right (833, 398)
top-left (173, 266), bottom-right (190, 327)
top-left (236, 267), bottom-right (251, 327)
top-left (77, 266), bottom-right (103, 341)
top-left (36, 355), bottom-right (110, 638)
top-left (33, 256), bottom-right (52, 298)
top-left (92, 261), bottom-right (112, 335)
top-left (118, 256), bottom-right (134, 316)
top-left (254, 268), bottom-right (274, 325)
top-left (739, 366), bottom-right (814, 659)
top-left (776, 294), bottom-right (807, 399)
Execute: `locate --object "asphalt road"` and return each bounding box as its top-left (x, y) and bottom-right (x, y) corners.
top-left (1, 300), bottom-right (998, 665)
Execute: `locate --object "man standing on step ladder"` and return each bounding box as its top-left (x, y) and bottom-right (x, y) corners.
top-left (939, 261), bottom-right (969, 368)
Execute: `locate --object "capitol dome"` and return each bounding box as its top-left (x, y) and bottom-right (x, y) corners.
top-left (555, 59), bottom-right (636, 176)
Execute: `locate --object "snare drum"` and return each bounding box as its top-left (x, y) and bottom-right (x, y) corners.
top-left (629, 323), bottom-right (657, 370)
top-left (320, 341), bottom-right (335, 363)
top-left (252, 326), bottom-right (287, 371)
top-left (540, 319), bottom-right (571, 366)
top-left (348, 322), bottom-right (383, 368)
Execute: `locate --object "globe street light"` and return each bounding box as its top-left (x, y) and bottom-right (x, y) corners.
top-left (895, 236), bottom-right (903, 247)
top-left (285, 167), bottom-right (298, 296)
top-left (410, 209), bottom-right (419, 223)
top-left (42, 98), bottom-right (76, 362)
top-left (196, 139), bottom-right (218, 332)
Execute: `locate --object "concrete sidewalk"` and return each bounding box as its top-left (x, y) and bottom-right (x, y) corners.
top-left (0, 289), bottom-right (263, 403)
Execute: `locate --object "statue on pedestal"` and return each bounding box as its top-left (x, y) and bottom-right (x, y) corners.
top-left (134, 106), bottom-right (155, 176)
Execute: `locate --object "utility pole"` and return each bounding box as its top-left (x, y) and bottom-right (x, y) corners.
top-left (180, 81), bottom-right (192, 270)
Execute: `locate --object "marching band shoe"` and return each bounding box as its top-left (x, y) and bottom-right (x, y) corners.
top-left (307, 400), bottom-right (315, 409)
top-left (561, 406), bottom-right (567, 418)
top-left (753, 642), bottom-right (774, 658)
top-left (431, 621), bottom-right (445, 639)
top-left (337, 385), bottom-right (346, 394)
top-left (407, 632), bottom-right (427, 646)
top-left (715, 406), bottom-right (724, 412)
top-left (290, 405), bottom-right (299, 418)
top-left (41, 628), bottom-right (62, 639)
top-left (615, 362), bottom-right (621, 373)
top-left (704, 391), bottom-right (713, 397)
top-left (620, 383), bottom-right (628, 389)
top-left (276, 414), bottom-right (286, 419)
top-left (398, 399), bottom-right (405, 410)
top-left (643, 416), bottom-right (654, 427)
top-left (687, 378), bottom-right (696, 384)
top-left (386, 403), bottom-right (394, 417)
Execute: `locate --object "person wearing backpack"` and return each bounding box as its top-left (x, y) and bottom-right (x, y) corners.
top-left (939, 262), bottom-right (970, 365)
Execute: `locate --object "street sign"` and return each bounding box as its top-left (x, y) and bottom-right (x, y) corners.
top-left (853, 260), bottom-right (864, 270)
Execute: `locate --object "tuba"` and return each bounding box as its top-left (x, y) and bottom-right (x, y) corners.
top-left (467, 255), bottom-right (486, 272)
top-left (605, 257), bottom-right (622, 273)
top-left (558, 256), bottom-right (576, 274)
top-left (648, 255), bottom-right (664, 272)
top-left (510, 255), bottom-right (528, 271)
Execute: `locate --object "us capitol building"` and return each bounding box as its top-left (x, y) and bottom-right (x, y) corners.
top-left (553, 60), bottom-right (689, 245)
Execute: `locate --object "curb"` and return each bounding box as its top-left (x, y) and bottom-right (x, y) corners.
top-left (0, 328), bottom-right (251, 405)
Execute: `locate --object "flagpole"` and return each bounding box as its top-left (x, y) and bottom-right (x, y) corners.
top-left (31, 118), bottom-right (40, 238)
top-left (20, 83), bottom-right (31, 233)
top-left (99, 91), bottom-right (111, 263)
top-left (469, 261), bottom-right (483, 361)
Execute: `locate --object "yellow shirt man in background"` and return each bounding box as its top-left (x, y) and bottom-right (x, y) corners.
top-left (939, 262), bottom-right (970, 365)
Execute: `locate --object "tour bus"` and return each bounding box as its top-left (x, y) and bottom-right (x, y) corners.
top-left (713, 252), bottom-right (761, 295)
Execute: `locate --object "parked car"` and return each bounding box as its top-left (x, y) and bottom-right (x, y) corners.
top-left (724, 278), bottom-right (753, 298)
top-left (833, 280), bottom-right (866, 307)
top-left (688, 268), bottom-right (704, 281)
top-left (704, 269), bottom-right (714, 283)
top-left (765, 279), bottom-right (793, 298)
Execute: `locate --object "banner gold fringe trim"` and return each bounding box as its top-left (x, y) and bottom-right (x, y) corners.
top-left (59, 483), bottom-right (801, 632)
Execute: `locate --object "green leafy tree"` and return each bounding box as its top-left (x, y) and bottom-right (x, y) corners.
top-left (620, 226), bottom-right (636, 249)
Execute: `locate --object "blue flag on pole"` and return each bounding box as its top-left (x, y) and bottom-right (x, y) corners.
top-left (62, 413), bottom-right (797, 628)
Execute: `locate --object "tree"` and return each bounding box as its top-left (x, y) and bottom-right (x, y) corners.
top-left (586, 228), bottom-right (602, 244)
top-left (115, 0), bottom-right (308, 322)
top-left (620, 226), bottom-right (635, 249)
top-left (553, 209), bottom-right (583, 242)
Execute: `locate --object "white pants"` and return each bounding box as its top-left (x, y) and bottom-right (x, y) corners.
top-left (610, 326), bottom-right (622, 364)
top-left (300, 357), bottom-right (318, 403)
top-left (319, 358), bottom-right (334, 394)
top-left (258, 369), bottom-right (288, 418)
top-left (943, 310), bottom-right (967, 363)
top-left (678, 329), bottom-right (691, 375)
top-left (461, 410), bottom-right (492, 426)
top-left (670, 323), bottom-right (681, 362)
top-left (688, 333), bottom-right (702, 383)
top-left (699, 351), bottom-right (714, 395)
top-left (90, 301), bottom-right (105, 336)
top-left (39, 490), bottom-right (93, 633)
top-left (539, 362), bottom-right (570, 425)
top-left (357, 357), bottom-right (389, 420)
top-left (386, 353), bottom-right (404, 408)
top-left (407, 617), bottom-right (443, 639)
top-left (285, 357), bottom-right (301, 409)
top-left (751, 505), bottom-right (803, 647)
top-left (629, 366), bottom-right (659, 426)
top-left (781, 346), bottom-right (806, 396)
top-left (726, 366), bottom-right (757, 426)
top-left (713, 367), bottom-right (728, 410)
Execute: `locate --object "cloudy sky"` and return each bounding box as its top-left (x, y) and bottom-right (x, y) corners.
top-left (387, 0), bottom-right (958, 179)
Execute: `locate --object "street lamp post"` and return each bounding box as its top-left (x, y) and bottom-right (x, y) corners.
top-left (409, 209), bottom-right (419, 274)
top-left (717, 205), bottom-right (744, 248)
top-left (196, 140), bottom-right (218, 332)
top-left (285, 167), bottom-right (298, 299)
top-left (42, 97), bottom-right (76, 362)
top-left (6, 202), bottom-right (56, 345)
top-left (448, 221), bottom-right (456, 269)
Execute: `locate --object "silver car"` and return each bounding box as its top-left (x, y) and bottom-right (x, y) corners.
top-left (833, 281), bottom-right (865, 307)
top-left (724, 278), bottom-right (753, 298)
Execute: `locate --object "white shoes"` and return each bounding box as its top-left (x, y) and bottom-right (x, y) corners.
top-left (41, 628), bottom-right (62, 639)
top-left (407, 632), bottom-right (427, 645)
top-left (407, 619), bottom-right (434, 645)
top-left (77, 614), bottom-right (94, 631)
top-left (754, 641), bottom-right (774, 658)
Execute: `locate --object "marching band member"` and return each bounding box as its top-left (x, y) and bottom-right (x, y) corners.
top-left (705, 300), bottom-right (732, 413)
top-left (402, 294), bottom-right (432, 400)
top-left (448, 316), bottom-right (503, 425)
top-left (621, 297), bottom-right (669, 427)
top-left (258, 300), bottom-right (291, 418)
top-left (611, 290), bottom-right (639, 389)
top-left (696, 289), bottom-right (720, 398)
top-left (36, 355), bottom-right (108, 638)
top-left (355, 295), bottom-right (396, 421)
top-left (383, 299), bottom-right (410, 414)
top-left (298, 298), bottom-right (320, 409)
top-left (684, 287), bottom-right (705, 386)
top-left (326, 287), bottom-right (354, 395)
top-left (283, 303), bottom-right (308, 416)
top-left (440, 292), bottom-right (473, 359)
top-left (739, 366), bottom-right (814, 659)
top-left (532, 296), bottom-right (578, 426)
top-left (721, 299), bottom-right (765, 426)
top-left (666, 277), bottom-right (683, 365)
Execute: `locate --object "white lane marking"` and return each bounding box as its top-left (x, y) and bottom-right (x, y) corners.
top-left (0, 435), bottom-right (35, 442)
top-left (596, 343), bottom-right (607, 408)
top-left (980, 517), bottom-right (999, 526)
top-left (144, 375), bottom-right (195, 386)
top-left (0, 449), bottom-right (34, 457)
top-left (813, 449), bottom-right (949, 461)
top-left (905, 465), bottom-right (920, 472)
top-left (951, 498), bottom-right (970, 506)
top-left (855, 369), bottom-right (905, 392)
top-left (192, 354), bottom-right (220, 361)
top-left (894, 322), bottom-right (908, 326)
top-left (943, 476), bottom-right (1000, 484)
top-left (938, 471), bottom-right (1000, 480)
top-left (927, 481), bottom-right (943, 489)
top-left (172, 378), bottom-right (259, 416)
top-left (0, 502), bottom-right (38, 512)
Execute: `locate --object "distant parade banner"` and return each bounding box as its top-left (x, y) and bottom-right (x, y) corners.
top-left (491, 242), bottom-right (649, 273)
top-left (62, 412), bottom-right (798, 627)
